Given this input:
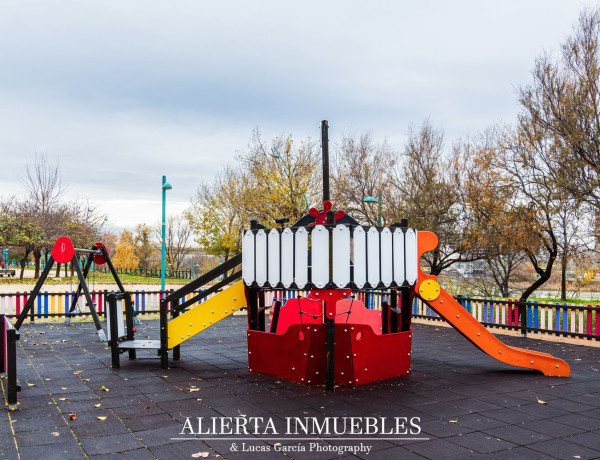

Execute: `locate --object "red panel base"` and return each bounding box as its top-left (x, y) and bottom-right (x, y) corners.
top-left (247, 325), bottom-right (412, 386)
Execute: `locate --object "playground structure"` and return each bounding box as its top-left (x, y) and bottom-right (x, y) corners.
top-left (107, 199), bottom-right (571, 388)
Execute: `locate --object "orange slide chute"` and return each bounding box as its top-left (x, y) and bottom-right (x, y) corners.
top-left (414, 231), bottom-right (570, 377)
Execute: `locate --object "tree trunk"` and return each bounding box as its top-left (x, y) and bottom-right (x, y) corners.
top-left (33, 249), bottom-right (41, 279)
top-left (55, 263), bottom-right (61, 278)
top-left (19, 249), bottom-right (31, 280)
top-left (560, 257), bottom-right (568, 301)
top-left (500, 279), bottom-right (509, 298)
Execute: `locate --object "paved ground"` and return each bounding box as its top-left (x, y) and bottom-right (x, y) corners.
top-left (2, 317), bottom-right (600, 459)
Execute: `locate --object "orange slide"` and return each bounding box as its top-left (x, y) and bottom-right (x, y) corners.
top-left (415, 232), bottom-right (570, 377)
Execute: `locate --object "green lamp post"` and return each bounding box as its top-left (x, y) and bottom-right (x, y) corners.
top-left (161, 176), bottom-right (172, 293)
top-left (363, 193), bottom-right (382, 226)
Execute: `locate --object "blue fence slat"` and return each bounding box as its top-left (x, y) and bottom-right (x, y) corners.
top-left (555, 303), bottom-right (560, 332)
top-left (44, 292), bottom-right (48, 318)
top-left (563, 304), bottom-right (568, 332)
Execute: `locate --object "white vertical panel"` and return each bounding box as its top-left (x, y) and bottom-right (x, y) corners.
top-left (106, 298), bottom-right (125, 341)
top-left (367, 227), bottom-right (380, 287)
top-left (353, 226), bottom-right (366, 288)
top-left (311, 225), bottom-right (329, 288)
top-left (393, 228), bottom-right (405, 285)
top-left (294, 227), bottom-right (308, 288)
top-left (267, 229), bottom-right (280, 287)
top-left (281, 228), bottom-right (294, 288)
top-left (255, 230), bottom-right (267, 286)
top-left (332, 225), bottom-right (350, 288)
top-left (380, 227), bottom-right (393, 287)
top-left (405, 229), bottom-right (418, 285)
top-left (242, 230), bottom-right (254, 285)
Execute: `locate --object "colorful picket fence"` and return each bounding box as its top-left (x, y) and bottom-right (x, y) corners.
top-left (0, 289), bottom-right (220, 320)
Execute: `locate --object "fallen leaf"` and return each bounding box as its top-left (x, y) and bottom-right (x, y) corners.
top-left (100, 386), bottom-right (109, 392)
top-left (73, 371), bottom-right (83, 375)
top-left (26, 382), bottom-right (36, 387)
top-left (51, 432), bottom-right (60, 437)
top-left (82, 379), bottom-right (90, 382)
top-left (94, 404), bottom-right (101, 408)
top-left (97, 416), bottom-right (107, 421)
top-left (191, 452), bottom-right (209, 458)
top-left (189, 388), bottom-right (200, 393)
top-left (536, 397), bottom-right (547, 405)
top-left (238, 410), bottom-right (246, 417)
top-left (449, 420), bottom-right (458, 423)
top-left (61, 387), bottom-right (68, 390)
top-left (59, 398), bottom-right (68, 401)
top-left (69, 414), bottom-right (77, 420)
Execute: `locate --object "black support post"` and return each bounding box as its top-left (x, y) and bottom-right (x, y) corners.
top-left (7, 328), bottom-right (18, 409)
top-left (269, 300), bottom-right (282, 333)
top-left (258, 290), bottom-right (266, 332)
top-left (325, 209), bottom-right (335, 392)
top-left (159, 298), bottom-right (169, 369)
top-left (390, 290), bottom-right (399, 333)
top-left (14, 257), bottom-right (55, 330)
top-left (321, 120), bottom-right (330, 202)
top-left (400, 287), bottom-right (412, 332)
top-left (108, 294), bottom-right (120, 368)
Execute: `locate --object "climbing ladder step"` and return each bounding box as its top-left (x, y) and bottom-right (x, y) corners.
top-left (118, 339), bottom-right (161, 350)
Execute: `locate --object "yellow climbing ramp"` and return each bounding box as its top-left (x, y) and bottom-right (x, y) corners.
top-left (167, 280), bottom-right (246, 348)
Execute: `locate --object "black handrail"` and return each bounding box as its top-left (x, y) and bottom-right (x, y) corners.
top-left (165, 253), bottom-right (242, 303)
top-left (171, 271), bottom-right (243, 315)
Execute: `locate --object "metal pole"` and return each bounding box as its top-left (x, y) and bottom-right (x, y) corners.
top-left (161, 175), bottom-right (167, 292)
top-left (325, 209), bottom-right (335, 392)
top-left (321, 120), bottom-right (330, 203)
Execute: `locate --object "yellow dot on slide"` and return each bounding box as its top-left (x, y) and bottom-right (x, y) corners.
top-left (418, 280), bottom-right (441, 301)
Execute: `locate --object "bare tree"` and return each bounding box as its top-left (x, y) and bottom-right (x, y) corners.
top-left (154, 214), bottom-right (192, 271)
top-left (518, 8), bottom-right (600, 209)
top-left (391, 120), bottom-right (482, 275)
top-left (332, 133), bottom-right (396, 225)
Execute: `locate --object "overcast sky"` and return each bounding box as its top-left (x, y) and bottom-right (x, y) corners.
top-left (0, 0), bottom-right (596, 233)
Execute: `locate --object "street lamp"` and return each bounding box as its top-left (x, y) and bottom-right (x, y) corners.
top-left (161, 175), bottom-right (172, 293)
top-left (364, 193), bottom-right (382, 226)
